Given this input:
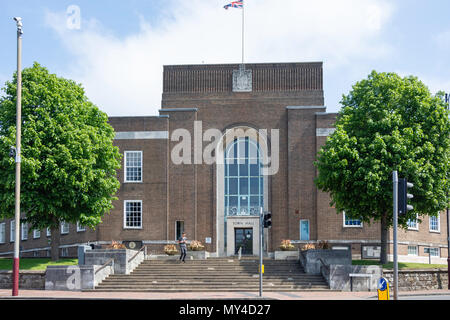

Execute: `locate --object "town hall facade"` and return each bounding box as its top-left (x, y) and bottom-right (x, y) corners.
top-left (0, 62), bottom-right (448, 263)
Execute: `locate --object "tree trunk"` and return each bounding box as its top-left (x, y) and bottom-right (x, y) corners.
top-left (50, 225), bottom-right (60, 261)
top-left (380, 212), bottom-right (388, 265)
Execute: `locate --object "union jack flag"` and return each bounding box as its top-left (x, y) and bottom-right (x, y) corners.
top-left (224, 1), bottom-right (243, 9)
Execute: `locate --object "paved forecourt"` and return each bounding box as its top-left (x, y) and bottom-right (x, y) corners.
top-left (1, 289), bottom-right (449, 300)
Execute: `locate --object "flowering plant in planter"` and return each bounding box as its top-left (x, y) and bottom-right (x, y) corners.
top-left (106, 240), bottom-right (126, 249)
top-left (301, 241), bottom-right (330, 251)
top-left (316, 240), bottom-right (330, 249)
top-left (188, 240), bottom-right (205, 251)
top-left (301, 243), bottom-right (316, 251)
top-left (279, 240), bottom-right (296, 251)
top-left (164, 244), bottom-right (178, 255)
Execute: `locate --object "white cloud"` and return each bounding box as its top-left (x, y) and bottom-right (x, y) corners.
top-left (44, 0), bottom-right (394, 116)
top-left (419, 76), bottom-right (450, 95)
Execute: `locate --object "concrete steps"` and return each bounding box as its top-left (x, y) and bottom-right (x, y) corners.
top-left (93, 257), bottom-right (330, 292)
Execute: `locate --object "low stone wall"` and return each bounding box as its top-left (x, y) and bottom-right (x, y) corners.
top-left (300, 249), bottom-right (352, 275)
top-left (383, 269), bottom-right (448, 291)
top-left (45, 265), bottom-right (113, 291)
top-left (0, 270), bottom-right (46, 290)
top-left (324, 265), bottom-right (382, 291)
top-left (274, 250), bottom-right (299, 260)
top-left (84, 249), bottom-right (143, 274)
top-left (147, 251), bottom-right (210, 260)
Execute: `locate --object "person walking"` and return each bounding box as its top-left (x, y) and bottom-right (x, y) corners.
top-left (178, 232), bottom-right (187, 263)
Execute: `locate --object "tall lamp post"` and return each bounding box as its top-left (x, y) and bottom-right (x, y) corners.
top-left (12, 16), bottom-right (23, 297)
top-left (446, 93), bottom-right (450, 290)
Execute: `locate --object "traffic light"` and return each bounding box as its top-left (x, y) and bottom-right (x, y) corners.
top-left (263, 212), bottom-right (272, 228)
top-left (398, 178), bottom-right (413, 216)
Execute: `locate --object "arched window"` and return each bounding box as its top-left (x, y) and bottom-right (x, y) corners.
top-left (224, 137), bottom-right (263, 216)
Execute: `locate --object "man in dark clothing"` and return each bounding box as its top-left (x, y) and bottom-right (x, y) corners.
top-left (178, 232), bottom-right (187, 263)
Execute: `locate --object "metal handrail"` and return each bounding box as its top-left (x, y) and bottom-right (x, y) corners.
top-left (95, 258), bottom-right (114, 275)
top-left (128, 245), bottom-right (146, 263)
top-left (317, 258), bottom-right (330, 272)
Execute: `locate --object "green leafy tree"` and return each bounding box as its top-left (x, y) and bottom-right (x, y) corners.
top-left (0, 63), bottom-right (121, 260)
top-left (314, 71), bottom-right (450, 264)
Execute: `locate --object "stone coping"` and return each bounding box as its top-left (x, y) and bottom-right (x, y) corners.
top-left (383, 268), bottom-right (448, 272)
top-left (0, 270), bottom-right (46, 274)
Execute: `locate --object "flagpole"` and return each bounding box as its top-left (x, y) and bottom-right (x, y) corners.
top-left (242, 1), bottom-right (244, 65)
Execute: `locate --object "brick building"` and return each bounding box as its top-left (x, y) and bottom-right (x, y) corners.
top-left (0, 62), bottom-right (448, 263)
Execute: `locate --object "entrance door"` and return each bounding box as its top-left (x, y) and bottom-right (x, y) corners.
top-left (234, 228), bottom-right (253, 255)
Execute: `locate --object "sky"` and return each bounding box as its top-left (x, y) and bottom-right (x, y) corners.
top-left (0, 0), bottom-right (449, 116)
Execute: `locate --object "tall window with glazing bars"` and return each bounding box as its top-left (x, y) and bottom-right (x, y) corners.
top-left (125, 151), bottom-right (142, 182)
top-left (224, 137), bottom-right (263, 216)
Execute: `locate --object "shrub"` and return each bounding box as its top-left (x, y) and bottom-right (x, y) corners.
top-left (188, 240), bottom-right (205, 251)
top-left (317, 241), bottom-right (330, 249)
top-left (301, 243), bottom-right (316, 251)
top-left (164, 244), bottom-right (178, 255)
top-left (279, 240), bottom-right (296, 251)
top-left (106, 240), bottom-right (126, 249)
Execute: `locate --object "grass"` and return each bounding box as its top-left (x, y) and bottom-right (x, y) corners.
top-left (0, 258), bottom-right (78, 271)
top-left (353, 259), bottom-right (447, 270)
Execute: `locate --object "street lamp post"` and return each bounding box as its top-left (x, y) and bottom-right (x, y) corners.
top-left (446, 93), bottom-right (450, 290)
top-left (12, 17), bottom-right (23, 297)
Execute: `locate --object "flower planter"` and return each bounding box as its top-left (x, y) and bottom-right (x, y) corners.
top-left (187, 251), bottom-right (209, 260)
top-left (274, 250), bottom-right (299, 260)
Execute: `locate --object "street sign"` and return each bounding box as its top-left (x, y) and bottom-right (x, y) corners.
top-left (377, 277), bottom-right (390, 300)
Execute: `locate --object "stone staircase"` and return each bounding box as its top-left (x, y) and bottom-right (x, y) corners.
top-left (93, 257), bottom-right (330, 292)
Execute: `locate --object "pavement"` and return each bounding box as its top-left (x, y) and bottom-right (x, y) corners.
top-left (0, 289), bottom-right (449, 300)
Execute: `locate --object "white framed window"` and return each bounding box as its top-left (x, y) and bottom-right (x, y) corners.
top-left (61, 221), bottom-right (69, 235)
top-left (424, 247), bottom-right (440, 257)
top-left (21, 223), bottom-right (28, 241)
top-left (124, 200), bottom-right (143, 229)
top-left (33, 229), bottom-right (41, 239)
top-left (77, 222), bottom-right (86, 232)
top-left (124, 151), bottom-right (143, 183)
top-left (429, 214), bottom-right (440, 233)
top-left (300, 220), bottom-right (310, 241)
top-left (343, 212), bottom-right (362, 227)
top-left (0, 223), bottom-right (5, 243)
top-left (407, 214), bottom-right (419, 230)
top-left (407, 245), bottom-right (418, 256)
top-left (10, 221), bottom-right (15, 242)
top-left (46, 227), bottom-right (51, 237)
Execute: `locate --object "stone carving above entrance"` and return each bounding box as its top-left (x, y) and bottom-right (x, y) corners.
top-left (232, 65), bottom-right (252, 92)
